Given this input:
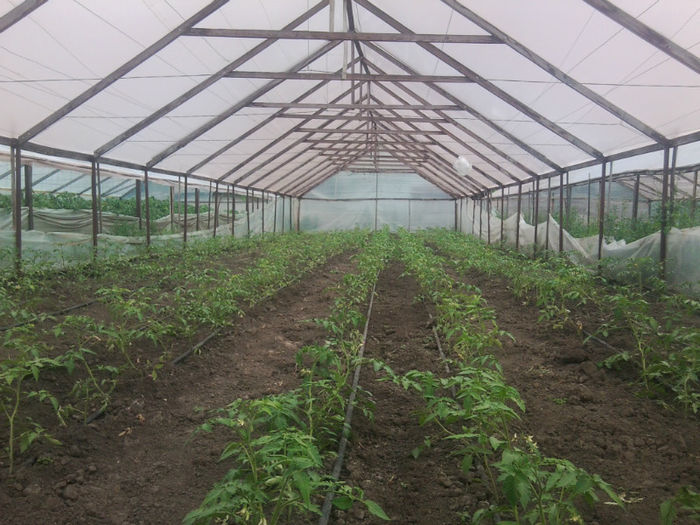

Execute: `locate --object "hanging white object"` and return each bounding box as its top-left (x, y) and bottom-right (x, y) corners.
top-left (453, 156), bottom-right (472, 176)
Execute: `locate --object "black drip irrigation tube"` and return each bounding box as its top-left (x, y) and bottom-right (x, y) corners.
top-left (0, 299), bottom-right (98, 331)
top-left (172, 328), bottom-right (223, 365)
top-left (319, 279), bottom-right (378, 525)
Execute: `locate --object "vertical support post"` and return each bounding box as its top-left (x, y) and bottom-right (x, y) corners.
top-left (195, 188), bottom-right (200, 231)
top-left (24, 164), bottom-right (33, 231)
top-left (97, 167), bottom-right (103, 234)
top-left (471, 197), bottom-right (476, 235)
top-left (691, 170), bottom-right (698, 222)
top-left (169, 186), bottom-right (174, 232)
top-left (281, 195), bottom-right (286, 233)
top-left (544, 176), bottom-right (551, 252)
top-left (207, 181), bottom-right (212, 229)
top-left (454, 199), bottom-right (458, 231)
top-left (565, 171), bottom-right (572, 227)
top-left (226, 184), bottom-right (230, 230)
top-left (90, 159), bottom-right (98, 255)
top-left (290, 196), bottom-right (293, 232)
top-left (478, 198), bottom-right (483, 239)
top-left (261, 191), bottom-right (265, 235)
top-left (296, 197), bottom-right (301, 232)
top-left (135, 179), bottom-right (142, 230)
top-left (660, 147), bottom-right (671, 279)
top-left (213, 181), bottom-right (219, 238)
top-left (144, 169), bottom-right (151, 247)
top-left (183, 175), bottom-right (188, 244)
top-left (559, 171), bottom-right (565, 253)
top-left (245, 188), bottom-right (250, 237)
top-left (669, 147), bottom-right (677, 229)
top-left (632, 174), bottom-right (640, 227)
top-left (500, 191), bottom-right (504, 244)
top-left (273, 194), bottom-right (278, 234)
top-left (597, 163), bottom-right (607, 261)
top-left (231, 186), bottom-right (236, 237)
top-left (487, 195), bottom-right (491, 244)
top-left (515, 182), bottom-right (522, 252)
top-left (11, 146), bottom-right (21, 271)
top-left (586, 173), bottom-right (591, 230)
top-left (533, 178), bottom-right (540, 255)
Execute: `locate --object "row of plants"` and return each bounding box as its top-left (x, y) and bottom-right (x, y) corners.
top-left (1, 232), bottom-right (365, 475)
top-left (184, 229), bottom-right (395, 524)
top-left (421, 229), bottom-right (700, 415)
top-left (363, 230), bottom-right (623, 524)
top-left (0, 192), bottom-right (212, 221)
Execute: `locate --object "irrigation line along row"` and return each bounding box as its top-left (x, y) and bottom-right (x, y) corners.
top-left (429, 313), bottom-right (455, 398)
top-left (319, 278), bottom-right (378, 525)
top-left (0, 299), bottom-right (98, 331)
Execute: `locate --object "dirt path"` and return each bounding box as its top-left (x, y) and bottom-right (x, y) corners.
top-left (455, 266), bottom-right (700, 524)
top-left (0, 253), bottom-right (357, 525)
top-left (337, 263), bottom-right (468, 525)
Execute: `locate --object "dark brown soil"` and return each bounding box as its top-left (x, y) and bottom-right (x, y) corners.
top-left (455, 266), bottom-right (700, 525)
top-left (336, 263), bottom-right (468, 525)
top-left (0, 254), bottom-right (357, 525)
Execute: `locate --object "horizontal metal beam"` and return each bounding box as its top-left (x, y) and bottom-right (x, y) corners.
top-left (225, 71), bottom-right (472, 83)
top-left (249, 102), bottom-right (462, 111)
top-left (186, 28), bottom-right (501, 44)
top-left (276, 114), bottom-right (449, 123)
top-left (295, 128), bottom-right (445, 135)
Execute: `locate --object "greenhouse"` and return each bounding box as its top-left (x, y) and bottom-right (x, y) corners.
top-left (0, 0), bottom-right (698, 523)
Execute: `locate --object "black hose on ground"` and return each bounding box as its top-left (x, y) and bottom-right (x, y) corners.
top-left (319, 280), bottom-right (378, 525)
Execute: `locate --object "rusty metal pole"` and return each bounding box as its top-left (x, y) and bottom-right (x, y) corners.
top-left (597, 163), bottom-right (607, 261)
top-left (135, 179), bottom-right (142, 230)
top-left (660, 147), bottom-right (671, 279)
top-left (692, 170), bottom-right (698, 222)
top-left (90, 159), bottom-right (98, 258)
top-left (559, 171), bottom-right (565, 253)
top-left (144, 169), bottom-right (151, 247)
top-left (545, 176), bottom-right (552, 252)
top-left (533, 178), bottom-right (540, 255)
top-left (195, 188), bottom-right (200, 231)
top-left (214, 181), bottom-right (219, 238)
top-left (169, 186), bottom-right (174, 232)
top-left (245, 188), bottom-right (250, 237)
top-left (515, 182), bottom-right (522, 252)
top-left (273, 193), bottom-right (278, 234)
top-left (183, 175), bottom-right (188, 244)
top-left (586, 173), bottom-right (591, 230)
top-left (261, 190), bottom-right (265, 235)
top-left (24, 164), bottom-right (33, 231)
top-left (11, 146), bottom-right (21, 271)
top-left (632, 173), bottom-right (640, 228)
top-left (231, 186), bottom-right (236, 237)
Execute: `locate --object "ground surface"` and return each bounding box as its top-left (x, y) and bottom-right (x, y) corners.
top-left (0, 253), bottom-right (356, 525)
top-left (2, 243), bottom-right (698, 525)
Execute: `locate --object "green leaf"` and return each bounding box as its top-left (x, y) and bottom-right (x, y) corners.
top-left (363, 499), bottom-right (390, 521)
top-left (461, 454), bottom-right (473, 474)
top-left (660, 499), bottom-right (675, 525)
top-left (332, 495), bottom-right (353, 510)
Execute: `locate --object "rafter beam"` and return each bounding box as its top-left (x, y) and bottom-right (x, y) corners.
top-left (96, 0), bottom-right (328, 158)
top-left (294, 128), bottom-right (446, 136)
top-left (582, 0), bottom-right (700, 74)
top-left (19, 0), bottom-right (229, 144)
top-left (225, 70), bottom-right (474, 83)
top-left (364, 41), bottom-right (562, 173)
top-left (186, 28), bottom-right (500, 44)
top-left (249, 102), bottom-right (462, 111)
top-left (355, 0), bottom-right (603, 159)
top-left (277, 114), bottom-right (449, 123)
top-left (148, 40), bottom-right (342, 168)
top-left (441, 0), bottom-right (667, 144)
top-left (0, 0), bottom-right (47, 33)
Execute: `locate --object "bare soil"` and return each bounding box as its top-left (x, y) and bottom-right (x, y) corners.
top-left (456, 266), bottom-right (700, 525)
top-left (0, 253), bottom-right (357, 525)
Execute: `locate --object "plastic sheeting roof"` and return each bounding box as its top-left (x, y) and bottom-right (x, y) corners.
top-left (0, 0), bottom-right (698, 198)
